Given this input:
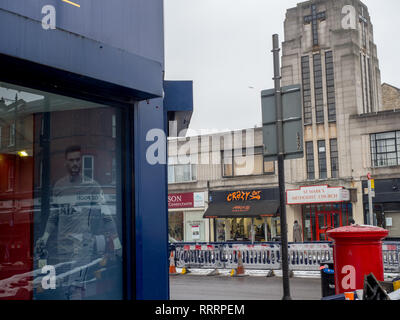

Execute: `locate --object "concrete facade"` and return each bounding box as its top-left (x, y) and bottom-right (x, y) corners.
top-left (281, 0), bottom-right (383, 229)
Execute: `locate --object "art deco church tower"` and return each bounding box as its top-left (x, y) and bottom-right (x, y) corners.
top-left (282, 0), bottom-right (382, 183)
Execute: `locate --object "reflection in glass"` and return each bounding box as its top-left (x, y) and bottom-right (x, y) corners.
top-left (0, 81), bottom-right (123, 300)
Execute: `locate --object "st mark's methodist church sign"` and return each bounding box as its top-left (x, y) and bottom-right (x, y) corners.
top-left (286, 185), bottom-right (350, 205)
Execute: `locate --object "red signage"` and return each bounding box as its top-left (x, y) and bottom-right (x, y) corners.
top-left (168, 192), bottom-right (194, 209)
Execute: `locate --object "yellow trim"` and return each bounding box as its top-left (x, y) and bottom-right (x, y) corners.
top-left (62, 0), bottom-right (80, 8)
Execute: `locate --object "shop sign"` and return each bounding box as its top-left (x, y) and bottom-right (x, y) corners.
top-left (286, 185), bottom-right (350, 205)
top-left (232, 205), bottom-right (251, 213)
top-left (168, 192), bottom-right (205, 209)
top-left (193, 192), bottom-right (205, 207)
top-left (226, 190), bottom-right (261, 202)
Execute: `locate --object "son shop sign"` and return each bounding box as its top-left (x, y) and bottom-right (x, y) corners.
top-left (168, 192), bottom-right (205, 209)
top-left (286, 185), bottom-right (350, 205)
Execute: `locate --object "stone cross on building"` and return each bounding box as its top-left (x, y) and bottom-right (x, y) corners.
top-left (303, 3), bottom-right (326, 47)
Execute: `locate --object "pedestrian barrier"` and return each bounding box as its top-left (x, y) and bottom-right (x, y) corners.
top-left (222, 243), bottom-right (280, 270)
top-left (382, 242), bottom-right (400, 273)
top-left (288, 243), bottom-right (333, 271)
top-left (170, 241), bottom-right (400, 273)
top-left (174, 243), bottom-right (224, 269)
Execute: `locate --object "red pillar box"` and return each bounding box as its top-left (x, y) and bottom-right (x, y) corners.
top-left (327, 225), bottom-right (388, 295)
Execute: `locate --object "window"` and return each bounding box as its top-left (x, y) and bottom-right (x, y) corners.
top-left (82, 155), bottom-right (94, 182)
top-left (330, 139), bottom-right (339, 178)
top-left (306, 141), bottom-right (315, 180)
top-left (9, 122), bottom-right (15, 146)
top-left (168, 157), bottom-right (197, 184)
top-left (0, 81), bottom-right (124, 300)
top-left (7, 163), bottom-right (14, 191)
top-left (168, 212), bottom-right (184, 242)
top-left (222, 147), bottom-right (274, 177)
top-left (363, 54), bottom-right (370, 112)
top-left (368, 57), bottom-right (374, 112)
top-left (112, 114), bottom-right (116, 138)
top-left (371, 131), bottom-right (400, 167)
top-left (318, 140), bottom-right (327, 179)
top-left (313, 54), bottom-right (324, 123)
top-left (39, 160), bottom-right (43, 188)
top-left (360, 53), bottom-right (371, 113)
top-left (325, 51), bottom-right (336, 122)
top-left (301, 56), bottom-right (312, 125)
top-left (111, 157), bottom-right (116, 185)
top-left (360, 53), bottom-right (366, 113)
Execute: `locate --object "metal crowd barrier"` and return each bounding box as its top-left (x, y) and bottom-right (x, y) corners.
top-left (382, 242), bottom-right (400, 273)
top-left (174, 243), bottom-right (224, 269)
top-left (288, 243), bottom-right (333, 271)
top-left (222, 243), bottom-right (281, 270)
top-left (171, 241), bottom-right (400, 273)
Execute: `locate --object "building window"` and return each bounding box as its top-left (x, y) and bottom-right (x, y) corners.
top-left (360, 53), bottom-right (372, 113)
top-left (7, 164), bottom-right (14, 191)
top-left (363, 54), bottom-right (370, 113)
top-left (313, 54), bottom-right (324, 124)
top-left (318, 140), bottom-right (327, 179)
top-left (168, 157), bottom-right (197, 184)
top-left (330, 139), bottom-right (339, 178)
top-left (371, 131), bottom-right (400, 167)
top-left (39, 160), bottom-right (43, 188)
top-left (9, 122), bottom-right (16, 146)
top-left (263, 160), bottom-right (275, 175)
top-left (368, 57), bottom-right (374, 112)
top-left (301, 56), bottom-right (312, 125)
top-left (82, 155), bottom-right (94, 182)
top-left (111, 157), bottom-right (116, 185)
top-left (168, 211), bottom-right (184, 242)
top-left (306, 141), bottom-right (315, 180)
top-left (112, 114), bottom-right (116, 138)
top-left (222, 147), bottom-right (274, 177)
top-left (325, 51), bottom-right (336, 122)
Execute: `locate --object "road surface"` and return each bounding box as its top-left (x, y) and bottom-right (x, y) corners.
top-left (170, 274), bottom-right (322, 300)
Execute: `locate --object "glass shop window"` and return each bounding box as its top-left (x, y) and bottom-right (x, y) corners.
top-left (0, 81), bottom-right (124, 300)
top-left (168, 212), bottom-right (184, 242)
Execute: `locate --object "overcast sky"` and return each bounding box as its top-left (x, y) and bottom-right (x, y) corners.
top-left (164, 0), bottom-right (400, 133)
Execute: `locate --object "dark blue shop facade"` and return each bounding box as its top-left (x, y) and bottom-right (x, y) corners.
top-left (0, 1), bottom-right (187, 300)
top-left (362, 178), bottom-right (400, 239)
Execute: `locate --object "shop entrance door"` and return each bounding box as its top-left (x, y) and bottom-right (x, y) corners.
top-left (317, 210), bottom-right (341, 241)
top-left (303, 204), bottom-right (351, 241)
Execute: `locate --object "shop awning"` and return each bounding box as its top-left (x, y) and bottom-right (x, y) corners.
top-left (203, 200), bottom-right (280, 219)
